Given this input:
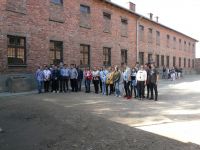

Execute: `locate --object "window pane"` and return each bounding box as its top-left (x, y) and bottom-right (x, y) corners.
top-left (80, 5), bottom-right (90, 13)
top-left (80, 45), bottom-right (89, 66)
top-left (51, 0), bottom-right (62, 4)
top-left (50, 41), bottom-right (63, 65)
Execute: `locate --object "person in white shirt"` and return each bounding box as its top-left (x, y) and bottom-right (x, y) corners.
top-left (136, 65), bottom-right (147, 100)
top-left (123, 64), bottom-right (132, 99)
top-left (43, 65), bottom-right (51, 92)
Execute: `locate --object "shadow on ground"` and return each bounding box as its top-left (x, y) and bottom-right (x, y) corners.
top-left (0, 97), bottom-right (200, 150)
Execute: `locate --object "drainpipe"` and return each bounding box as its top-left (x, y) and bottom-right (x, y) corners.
top-left (136, 16), bottom-right (143, 62)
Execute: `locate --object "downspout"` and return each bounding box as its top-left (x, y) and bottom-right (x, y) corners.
top-left (136, 16), bottom-right (143, 62)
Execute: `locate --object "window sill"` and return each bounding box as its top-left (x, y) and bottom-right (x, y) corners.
top-left (8, 64), bottom-right (27, 67)
top-left (80, 25), bottom-right (91, 29)
top-left (103, 31), bottom-right (111, 34)
top-left (121, 35), bottom-right (128, 38)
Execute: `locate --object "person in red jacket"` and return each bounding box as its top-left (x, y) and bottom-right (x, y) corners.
top-left (84, 67), bottom-right (92, 93)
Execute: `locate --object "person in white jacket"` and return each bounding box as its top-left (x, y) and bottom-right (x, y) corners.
top-left (136, 65), bottom-right (147, 100)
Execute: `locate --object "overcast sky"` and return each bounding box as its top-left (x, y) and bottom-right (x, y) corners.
top-left (112, 0), bottom-right (200, 58)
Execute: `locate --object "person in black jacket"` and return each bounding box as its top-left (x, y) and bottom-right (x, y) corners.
top-left (51, 65), bottom-right (60, 93)
top-left (77, 66), bottom-right (83, 91)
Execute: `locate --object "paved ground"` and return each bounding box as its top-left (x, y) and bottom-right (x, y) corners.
top-left (0, 75), bottom-right (200, 150)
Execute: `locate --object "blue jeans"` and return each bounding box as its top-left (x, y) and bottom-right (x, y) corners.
top-left (85, 79), bottom-right (91, 92)
top-left (115, 81), bottom-right (120, 96)
top-left (37, 80), bottom-right (43, 93)
top-left (102, 82), bottom-right (106, 95)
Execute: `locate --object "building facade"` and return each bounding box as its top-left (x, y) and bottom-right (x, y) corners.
top-left (0, 0), bottom-right (198, 75)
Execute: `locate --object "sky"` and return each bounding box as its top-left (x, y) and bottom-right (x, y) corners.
top-left (112, 0), bottom-right (200, 58)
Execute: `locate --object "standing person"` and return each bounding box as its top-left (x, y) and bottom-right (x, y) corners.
top-left (124, 64), bottom-right (132, 99)
top-left (145, 63), bottom-right (151, 99)
top-left (136, 65), bottom-right (147, 100)
top-left (149, 64), bottom-right (159, 101)
top-left (99, 67), bottom-right (103, 93)
top-left (113, 66), bottom-right (121, 97)
top-left (70, 64), bottom-right (78, 92)
top-left (77, 66), bottom-right (83, 91)
top-left (51, 65), bottom-right (60, 93)
top-left (84, 67), bottom-right (92, 93)
top-left (43, 65), bottom-right (51, 92)
top-left (131, 67), bottom-right (137, 98)
top-left (170, 66), bottom-right (176, 81)
top-left (60, 64), bottom-right (70, 92)
top-left (162, 65), bottom-right (166, 79)
top-left (100, 67), bottom-right (108, 95)
top-left (35, 66), bottom-right (44, 94)
top-left (92, 67), bottom-right (100, 94)
top-left (106, 67), bottom-right (114, 95)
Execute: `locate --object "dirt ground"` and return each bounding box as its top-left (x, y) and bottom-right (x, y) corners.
top-left (0, 75), bottom-right (200, 150)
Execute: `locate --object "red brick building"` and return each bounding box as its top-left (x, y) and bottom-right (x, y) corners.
top-left (0, 0), bottom-right (197, 73)
top-left (0, 0), bottom-right (198, 74)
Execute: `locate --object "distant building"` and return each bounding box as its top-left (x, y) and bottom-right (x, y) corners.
top-left (0, 0), bottom-right (198, 91)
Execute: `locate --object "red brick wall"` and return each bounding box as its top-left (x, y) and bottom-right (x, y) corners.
top-left (138, 19), bottom-right (196, 71)
top-left (0, 0), bottom-right (196, 74)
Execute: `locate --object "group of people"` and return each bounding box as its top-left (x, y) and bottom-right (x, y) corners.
top-left (35, 62), bottom-right (159, 101)
top-left (162, 66), bottom-right (183, 81)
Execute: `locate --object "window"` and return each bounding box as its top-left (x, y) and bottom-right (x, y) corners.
top-left (7, 35), bottom-right (26, 65)
top-left (121, 49), bottom-right (127, 65)
top-left (188, 59), bottom-right (190, 68)
top-left (139, 52), bottom-right (144, 65)
top-left (80, 44), bottom-right (90, 67)
top-left (103, 12), bottom-right (111, 33)
top-left (161, 55), bottom-right (164, 66)
top-left (192, 59), bottom-right (195, 68)
top-left (80, 5), bottom-right (90, 13)
top-left (188, 42), bottom-right (191, 51)
top-left (50, 41), bottom-right (63, 65)
top-left (51, 0), bottom-right (63, 4)
top-left (148, 53), bottom-right (153, 63)
top-left (179, 39), bottom-right (182, 50)
top-left (148, 28), bottom-right (153, 43)
top-left (173, 37), bottom-right (176, 49)
top-left (121, 18), bottom-right (128, 37)
top-left (103, 47), bottom-right (111, 66)
top-left (184, 58), bottom-right (186, 68)
top-left (193, 44), bottom-right (195, 52)
top-left (179, 57), bottom-right (181, 67)
top-left (184, 41), bottom-right (187, 50)
top-left (167, 34), bottom-right (170, 48)
top-left (80, 5), bottom-right (91, 29)
top-left (156, 31), bottom-right (160, 45)
top-left (173, 56), bottom-right (176, 67)
top-left (156, 55), bottom-right (159, 67)
top-left (166, 56), bottom-right (169, 67)
top-left (139, 25), bottom-right (144, 41)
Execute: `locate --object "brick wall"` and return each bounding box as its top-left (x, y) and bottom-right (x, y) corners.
top-left (0, 0), bottom-right (197, 74)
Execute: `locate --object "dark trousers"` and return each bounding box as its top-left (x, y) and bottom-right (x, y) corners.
top-left (77, 79), bottom-right (82, 91)
top-left (106, 84), bottom-right (113, 95)
top-left (60, 76), bottom-right (69, 92)
top-left (146, 83), bottom-right (150, 98)
top-left (44, 80), bottom-right (50, 92)
top-left (137, 81), bottom-right (145, 98)
top-left (52, 79), bottom-right (59, 92)
top-left (150, 83), bottom-right (158, 100)
top-left (71, 79), bottom-right (78, 92)
top-left (124, 81), bottom-right (131, 97)
top-left (93, 80), bottom-right (99, 93)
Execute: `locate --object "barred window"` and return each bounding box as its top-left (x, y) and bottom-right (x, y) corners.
top-left (103, 47), bottom-right (111, 66)
top-left (121, 49), bottom-right (127, 65)
top-left (50, 40), bottom-right (63, 65)
top-left (80, 44), bottom-right (90, 67)
top-left (7, 35), bottom-right (26, 65)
